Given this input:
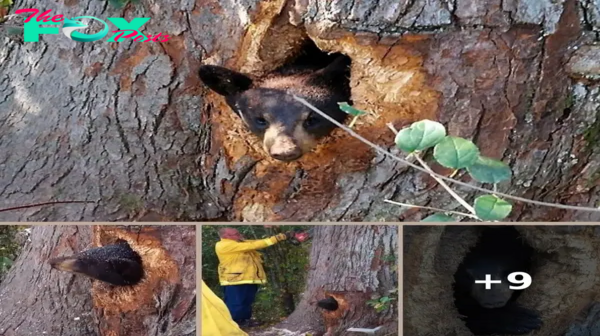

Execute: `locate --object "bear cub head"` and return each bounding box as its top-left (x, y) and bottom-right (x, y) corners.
top-left (199, 55), bottom-right (351, 162)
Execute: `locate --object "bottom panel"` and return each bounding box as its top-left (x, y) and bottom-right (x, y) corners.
top-left (404, 225), bottom-right (600, 336)
top-left (201, 224), bottom-right (399, 336)
top-left (0, 224), bottom-right (196, 336)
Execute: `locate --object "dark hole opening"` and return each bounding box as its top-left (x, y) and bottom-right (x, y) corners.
top-left (265, 38), bottom-right (353, 143)
top-left (276, 39), bottom-right (346, 73)
top-left (453, 226), bottom-right (542, 335)
top-left (270, 39), bottom-right (352, 90)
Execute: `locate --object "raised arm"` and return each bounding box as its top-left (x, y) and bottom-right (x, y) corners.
top-left (216, 234), bottom-right (288, 254)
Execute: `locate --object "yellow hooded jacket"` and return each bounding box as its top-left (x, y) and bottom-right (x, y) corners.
top-left (216, 234), bottom-right (286, 286)
top-left (201, 280), bottom-right (248, 336)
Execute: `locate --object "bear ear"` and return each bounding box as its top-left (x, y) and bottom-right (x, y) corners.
top-left (198, 65), bottom-right (254, 96)
top-left (312, 55), bottom-right (351, 82)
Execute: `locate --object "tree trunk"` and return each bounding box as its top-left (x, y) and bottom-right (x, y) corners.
top-left (1, 0), bottom-right (598, 222)
top-left (0, 225), bottom-right (196, 336)
top-left (258, 225), bottom-right (398, 336)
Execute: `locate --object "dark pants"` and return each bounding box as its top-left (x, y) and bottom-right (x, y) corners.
top-left (222, 284), bottom-right (259, 323)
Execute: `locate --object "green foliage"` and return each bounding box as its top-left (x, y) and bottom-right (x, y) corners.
top-left (0, 226), bottom-right (24, 282)
top-left (367, 288), bottom-right (398, 313)
top-left (202, 225), bottom-right (311, 323)
top-left (474, 195), bottom-right (513, 221)
top-left (338, 102), bottom-right (367, 117)
top-left (0, 0), bottom-right (11, 23)
top-left (466, 156), bottom-right (512, 184)
top-left (433, 136), bottom-right (480, 169)
top-left (382, 254), bottom-right (396, 263)
top-left (383, 253), bottom-right (398, 273)
top-left (0, 257), bottom-right (13, 274)
top-left (338, 102), bottom-right (368, 128)
top-left (421, 214), bottom-right (455, 222)
top-left (395, 120), bottom-right (446, 152)
top-left (389, 119), bottom-right (514, 222)
top-left (336, 103), bottom-right (516, 222)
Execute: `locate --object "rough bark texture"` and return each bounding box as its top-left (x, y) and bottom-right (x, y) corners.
top-left (404, 225), bottom-right (600, 336)
top-left (0, 0), bottom-right (598, 222)
top-left (0, 225), bottom-right (196, 336)
top-left (257, 225), bottom-right (398, 336)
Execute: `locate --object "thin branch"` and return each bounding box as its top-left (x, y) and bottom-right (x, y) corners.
top-left (414, 155), bottom-right (476, 214)
top-left (292, 95), bottom-right (600, 214)
top-left (0, 201), bottom-right (94, 213)
top-left (385, 122), bottom-right (476, 215)
top-left (383, 200), bottom-right (479, 219)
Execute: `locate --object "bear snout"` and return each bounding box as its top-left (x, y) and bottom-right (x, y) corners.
top-left (267, 136), bottom-right (303, 161)
top-left (262, 121), bottom-right (318, 162)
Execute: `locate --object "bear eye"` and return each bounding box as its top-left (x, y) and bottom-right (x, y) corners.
top-left (303, 115), bottom-right (320, 128)
top-left (255, 117), bottom-right (268, 127)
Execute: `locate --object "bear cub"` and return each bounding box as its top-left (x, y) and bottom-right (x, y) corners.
top-left (453, 227), bottom-right (542, 335)
top-left (198, 54), bottom-right (352, 162)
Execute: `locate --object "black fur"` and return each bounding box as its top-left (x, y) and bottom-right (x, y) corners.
top-left (198, 52), bottom-right (352, 161)
top-left (317, 296), bottom-right (339, 311)
top-left (198, 66), bottom-right (253, 96)
top-left (453, 227), bottom-right (542, 335)
top-left (49, 239), bottom-right (144, 286)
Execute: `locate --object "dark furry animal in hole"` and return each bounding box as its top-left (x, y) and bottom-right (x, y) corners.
top-left (453, 227), bottom-right (542, 335)
top-left (49, 239), bottom-right (144, 286)
top-left (198, 55), bottom-right (352, 162)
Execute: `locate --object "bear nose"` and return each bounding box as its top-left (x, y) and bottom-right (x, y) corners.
top-left (269, 136), bottom-right (303, 161)
top-left (271, 150), bottom-right (302, 162)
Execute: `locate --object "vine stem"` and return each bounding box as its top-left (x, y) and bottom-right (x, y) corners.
top-left (0, 201), bottom-right (93, 213)
top-left (292, 95), bottom-right (600, 214)
top-left (383, 200), bottom-right (479, 219)
top-left (386, 123), bottom-right (476, 216)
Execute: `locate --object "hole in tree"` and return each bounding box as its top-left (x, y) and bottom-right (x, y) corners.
top-left (276, 39), bottom-right (340, 70)
top-left (264, 37), bottom-right (353, 141)
top-left (453, 226), bottom-right (542, 335)
top-left (272, 39), bottom-right (351, 80)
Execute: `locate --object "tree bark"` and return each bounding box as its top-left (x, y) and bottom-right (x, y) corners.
top-left (0, 225), bottom-right (196, 336)
top-left (257, 225), bottom-right (398, 336)
top-left (0, 0), bottom-right (598, 222)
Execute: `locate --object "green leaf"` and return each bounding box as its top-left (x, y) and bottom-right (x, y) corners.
top-left (421, 214), bottom-right (456, 222)
top-left (0, 256), bottom-right (12, 266)
top-left (0, 0), bottom-right (13, 8)
top-left (466, 156), bottom-right (512, 183)
top-left (395, 120), bottom-right (447, 152)
top-left (338, 102), bottom-right (367, 117)
top-left (433, 136), bottom-right (480, 169)
top-left (474, 195), bottom-right (512, 221)
top-left (0, 256), bottom-right (13, 272)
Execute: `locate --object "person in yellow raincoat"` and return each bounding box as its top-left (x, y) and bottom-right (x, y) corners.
top-left (202, 280), bottom-right (248, 336)
top-left (216, 227), bottom-right (292, 327)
